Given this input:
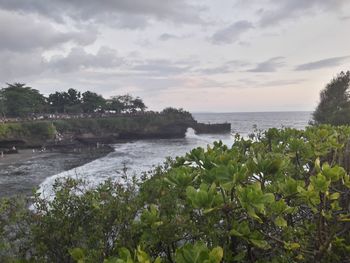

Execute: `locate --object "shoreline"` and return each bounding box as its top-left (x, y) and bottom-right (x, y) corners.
top-left (0, 145), bottom-right (114, 198)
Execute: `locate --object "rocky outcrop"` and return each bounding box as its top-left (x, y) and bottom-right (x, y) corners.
top-left (192, 122), bottom-right (231, 134)
top-left (0, 114), bottom-right (231, 149)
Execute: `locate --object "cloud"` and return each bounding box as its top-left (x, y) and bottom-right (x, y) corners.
top-left (258, 0), bottom-right (349, 27)
top-left (340, 15), bottom-right (350, 20)
top-left (261, 79), bottom-right (305, 87)
top-left (47, 47), bottom-right (124, 73)
top-left (197, 65), bottom-right (232, 75)
top-left (158, 33), bottom-right (193, 42)
top-left (237, 77), bottom-right (305, 89)
top-left (0, 50), bottom-right (45, 82)
top-left (295, 56), bottom-right (350, 71)
top-left (211, 20), bottom-right (253, 44)
top-left (131, 59), bottom-right (192, 76)
top-left (0, 0), bottom-right (204, 28)
top-left (0, 10), bottom-right (97, 52)
top-left (159, 33), bottom-right (180, 41)
top-left (247, 57), bottom-right (285, 72)
top-left (196, 60), bottom-right (250, 75)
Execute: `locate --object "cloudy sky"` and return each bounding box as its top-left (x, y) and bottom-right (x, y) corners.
top-left (0, 0), bottom-right (349, 112)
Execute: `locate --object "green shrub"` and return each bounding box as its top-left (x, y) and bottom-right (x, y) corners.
top-left (1, 125), bottom-right (350, 262)
top-left (0, 122), bottom-right (55, 141)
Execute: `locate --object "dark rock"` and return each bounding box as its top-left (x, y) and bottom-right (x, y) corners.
top-left (192, 122), bottom-right (231, 134)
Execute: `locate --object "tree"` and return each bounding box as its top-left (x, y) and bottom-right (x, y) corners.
top-left (313, 71), bottom-right (350, 125)
top-left (0, 83), bottom-right (47, 117)
top-left (116, 94), bottom-right (134, 113)
top-left (132, 97), bottom-right (147, 112)
top-left (66, 88), bottom-right (81, 106)
top-left (0, 92), bottom-right (6, 118)
top-left (105, 94), bottom-right (147, 113)
top-left (65, 88), bottom-right (82, 113)
top-left (81, 91), bottom-right (106, 113)
top-left (161, 107), bottom-right (194, 121)
top-left (48, 89), bottom-right (83, 113)
top-left (48, 91), bottom-right (69, 113)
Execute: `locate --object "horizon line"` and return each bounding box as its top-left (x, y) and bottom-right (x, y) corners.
top-left (191, 110), bottom-right (313, 114)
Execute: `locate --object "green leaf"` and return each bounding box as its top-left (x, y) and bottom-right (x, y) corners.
top-left (103, 257), bottom-right (123, 263)
top-left (197, 190), bottom-right (209, 207)
top-left (232, 251), bottom-right (246, 262)
top-left (69, 248), bottom-right (84, 261)
top-left (250, 239), bottom-right (271, 250)
top-left (230, 228), bottom-right (243, 237)
top-left (137, 246), bottom-right (151, 263)
top-left (284, 242), bottom-right (300, 250)
top-left (323, 164), bottom-right (345, 182)
top-left (315, 158), bottom-right (321, 173)
top-left (247, 207), bottom-right (263, 223)
top-left (176, 242), bottom-right (209, 263)
top-left (329, 192), bottom-right (340, 200)
top-left (261, 193), bottom-right (275, 204)
top-left (118, 247), bottom-right (132, 260)
top-left (274, 216), bottom-right (287, 228)
top-left (310, 173), bottom-right (330, 193)
top-left (209, 247), bottom-right (223, 263)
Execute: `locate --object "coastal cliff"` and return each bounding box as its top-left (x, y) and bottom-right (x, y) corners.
top-left (0, 113), bottom-right (231, 149)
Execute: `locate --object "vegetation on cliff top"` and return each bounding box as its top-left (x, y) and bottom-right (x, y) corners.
top-left (0, 122), bottom-right (56, 144)
top-left (0, 83), bottom-right (147, 118)
top-left (0, 83), bottom-right (200, 145)
top-left (0, 108), bottom-right (195, 146)
top-left (1, 125), bottom-right (350, 262)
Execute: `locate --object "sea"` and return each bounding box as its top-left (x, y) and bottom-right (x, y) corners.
top-left (38, 111), bottom-right (312, 198)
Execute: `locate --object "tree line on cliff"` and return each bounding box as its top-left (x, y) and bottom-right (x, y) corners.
top-left (0, 83), bottom-right (147, 118)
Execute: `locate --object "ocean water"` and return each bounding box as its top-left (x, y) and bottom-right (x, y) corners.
top-left (38, 111), bottom-right (312, 198)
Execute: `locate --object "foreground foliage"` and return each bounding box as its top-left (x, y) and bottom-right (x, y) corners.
top-left (1, 125), bottom-right (350, 262)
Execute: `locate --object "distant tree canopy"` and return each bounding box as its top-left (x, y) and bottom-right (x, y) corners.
top-left (81, 91), bottom-right (106, 113)
top-left (161, 107), bottom-right (194, 121)
top-left (0, 83), bottom-right (47, 117)
top-left (0, 83), bottom-right (148, 117)
top-left (313, 71), bottom-right (350, 125)
top-left (107, 95), bottom-right (147, 113)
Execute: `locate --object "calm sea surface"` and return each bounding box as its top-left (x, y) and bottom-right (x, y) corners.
top-left (38, 111), bottom-right (312, 197)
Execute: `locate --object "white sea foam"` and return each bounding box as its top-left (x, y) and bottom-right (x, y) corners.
top-left (37, 130), bottom-right (231, 199)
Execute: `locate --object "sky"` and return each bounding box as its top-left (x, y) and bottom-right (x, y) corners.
top-left (0, 0), bottom-right (349, 112)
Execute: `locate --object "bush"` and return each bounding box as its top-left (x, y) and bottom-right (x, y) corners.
top-left (1, 125), bottom-right (350, 262)
top-left (0, 122), bottom-right (55, 141)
